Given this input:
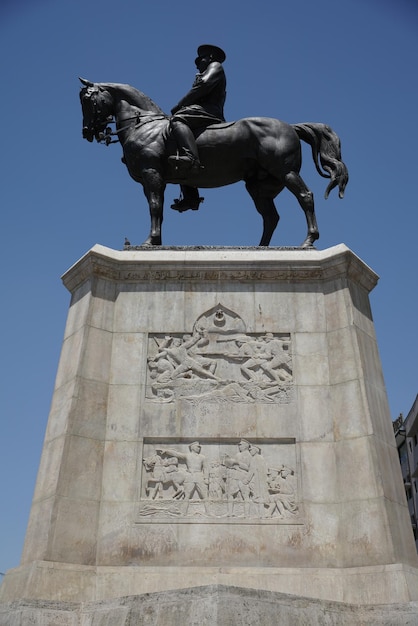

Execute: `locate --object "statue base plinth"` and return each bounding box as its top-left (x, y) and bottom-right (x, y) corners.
top-left (1, 244), bottom-right (417, 623)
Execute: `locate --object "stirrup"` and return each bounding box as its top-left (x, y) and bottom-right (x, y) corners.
top-left (168, 149), bottom-right (202, 172)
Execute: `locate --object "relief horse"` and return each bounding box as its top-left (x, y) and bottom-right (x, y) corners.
top-left (142, 454), bottom-right (188, 500)
top-left (79, 79), bottom-right (348, 247)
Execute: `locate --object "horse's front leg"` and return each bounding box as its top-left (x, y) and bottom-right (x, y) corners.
top-left (141, 168), bottom-right (166, 246)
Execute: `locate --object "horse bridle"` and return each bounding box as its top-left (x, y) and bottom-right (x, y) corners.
top-left (83, 87), bottom-right (168, 146)
top-left (82, 87), bottom-right (120, 145)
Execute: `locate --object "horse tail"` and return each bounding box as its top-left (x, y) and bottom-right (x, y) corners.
top-left (292, 123), bottom-right (349, 199)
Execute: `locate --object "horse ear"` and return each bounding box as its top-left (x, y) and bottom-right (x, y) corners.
top-left (79, 77), bottom-right (94, 87)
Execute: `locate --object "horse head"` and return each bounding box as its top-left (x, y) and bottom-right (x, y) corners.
top-left (79, 78), bottom-right (114, 143)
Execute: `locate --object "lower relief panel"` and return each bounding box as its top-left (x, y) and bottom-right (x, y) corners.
top-left (136, 439), bottom-right (302, 525)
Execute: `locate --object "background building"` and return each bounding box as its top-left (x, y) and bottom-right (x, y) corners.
top-left (394, 394), bottom-right (418, 551)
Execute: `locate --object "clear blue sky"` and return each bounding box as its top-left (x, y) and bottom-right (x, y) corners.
top-left (1, 0), bottom-right (417, 575)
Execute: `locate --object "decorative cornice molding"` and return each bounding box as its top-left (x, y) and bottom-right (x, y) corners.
top-left (61, 244), bottom-right (379, 294)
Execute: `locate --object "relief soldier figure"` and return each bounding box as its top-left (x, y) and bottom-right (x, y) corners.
top-left (246, 445), bottom-right (270, 517)
top-left (266, 466), bottom-right (298, 518)
top-left (150, 330), bottom-right (218, 382)
top-left (223, 439), bottom-right (252, 517)
top-left (156, 442), bottom-right (209, 514)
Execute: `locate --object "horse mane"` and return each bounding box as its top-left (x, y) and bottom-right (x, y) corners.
top-left (99, 82), bottom-right (165, 115)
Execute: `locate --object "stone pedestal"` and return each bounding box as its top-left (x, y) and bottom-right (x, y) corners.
top-left (1, 244), bottom-right (417, 623)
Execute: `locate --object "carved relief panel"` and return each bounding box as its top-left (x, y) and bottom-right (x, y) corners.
top-left (146, 304), bottom-right (293, 405)
top-left (136, 438), bottom-right (301, 524)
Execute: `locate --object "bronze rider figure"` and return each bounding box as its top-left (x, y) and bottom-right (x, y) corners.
top-left (170, 44), bottom-right (227, 212)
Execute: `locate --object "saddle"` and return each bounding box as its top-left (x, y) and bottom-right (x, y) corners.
top-left (167, 120), bottom-right (237, 172)
top-left (200, 120), bottom-right (236, 131)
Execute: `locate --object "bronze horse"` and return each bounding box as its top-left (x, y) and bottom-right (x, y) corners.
top-left (79, 79), bottom-right (348, 247)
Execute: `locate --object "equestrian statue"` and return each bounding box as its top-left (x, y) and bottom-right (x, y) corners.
top-left (79, 44), bottom-right (348, 247)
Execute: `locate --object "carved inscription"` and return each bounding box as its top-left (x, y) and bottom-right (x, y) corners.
top-left (137, 439), bottom-right (300, 524)
top-left (146, 304), bottom-right (293, 404)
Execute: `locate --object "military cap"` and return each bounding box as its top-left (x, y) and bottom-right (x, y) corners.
top-left (196, 44), bottom-right (226, 63)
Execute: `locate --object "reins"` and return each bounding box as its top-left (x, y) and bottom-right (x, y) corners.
top-left (97, 113), bottom-right (169, 146)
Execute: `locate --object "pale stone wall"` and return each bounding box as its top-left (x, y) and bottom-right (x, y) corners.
top-left (1, 244), bottom-right (417, 607)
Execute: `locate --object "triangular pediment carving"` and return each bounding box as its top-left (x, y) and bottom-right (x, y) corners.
top-left (193, 303), bottom-right (247, 335)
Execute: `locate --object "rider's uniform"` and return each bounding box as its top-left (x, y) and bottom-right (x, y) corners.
top-left (170, 45), bottom-right (227, 212)
top-left (172, 60), bottom-right (227, 130)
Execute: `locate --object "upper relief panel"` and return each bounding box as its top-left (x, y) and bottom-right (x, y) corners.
top-left (146, 304), bottom-right (293, 405)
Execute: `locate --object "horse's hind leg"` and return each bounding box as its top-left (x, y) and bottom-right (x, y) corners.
top-left (284, 171), bottom-right (319, 248)
top-left (245, 180), bottom-right (280, 246)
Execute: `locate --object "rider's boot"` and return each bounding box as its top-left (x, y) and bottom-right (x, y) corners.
top-left (171, 185), bottom-right (204, 213)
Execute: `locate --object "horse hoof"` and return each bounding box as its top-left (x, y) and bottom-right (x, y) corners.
top-left (300, 232), bottom-right (319, 248)
top-left (141, 238), bottom-right (162, 247)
